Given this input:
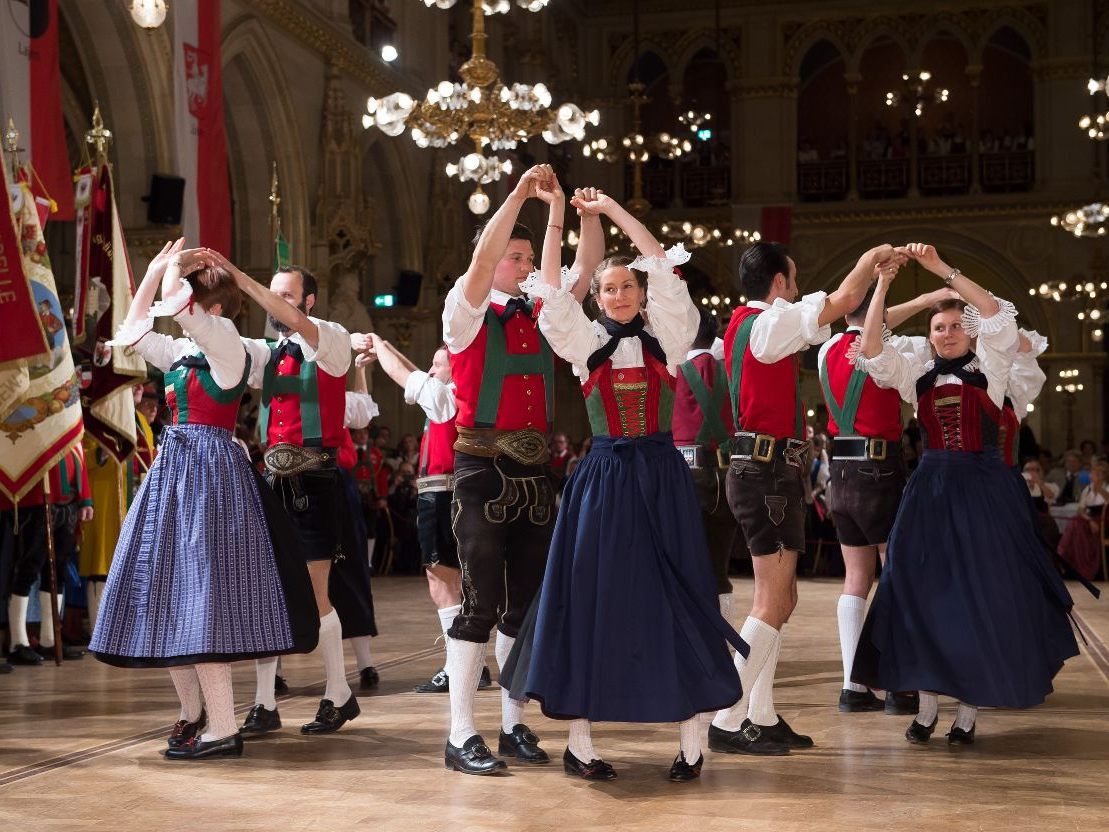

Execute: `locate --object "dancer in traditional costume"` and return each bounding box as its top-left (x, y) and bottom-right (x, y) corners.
top-left (851, 243), bottom-right (1079, 744)
top-left (90, 241), bottom-right (318, 760)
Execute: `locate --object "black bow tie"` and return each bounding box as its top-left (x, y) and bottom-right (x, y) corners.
top-left (274, 340), bottom-right (304, 362)
top-left (497, 297), bottom-right (533, 324)
top-left (587, 314), bottom-right (668, 373)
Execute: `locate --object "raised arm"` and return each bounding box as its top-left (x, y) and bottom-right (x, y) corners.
top-left (535, 172), bottom-right (567, 290)
top-left (576, 190), bottom-right (665, 260)
top-left (122, 238), bottom-right (181, 328)
top-left (886, 286), bottom-right (960, 329)
top-left (207, 250), bottom-right (321, 349)
top-left (862, 268), bottom-right (895, 360)
top-left (820, 243), bottom-right (902, 327)
top-left (901, 243), bottom-right (999, 318)
top-left (569, 187), bottom-right (604, 304)
top-left (371, 333), bottom-right (419, 389)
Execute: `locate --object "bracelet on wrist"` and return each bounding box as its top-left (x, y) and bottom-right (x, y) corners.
top-left (942, 267), bottom-right (961, 285)
top-left (548, 224), bottom-right (563, 231)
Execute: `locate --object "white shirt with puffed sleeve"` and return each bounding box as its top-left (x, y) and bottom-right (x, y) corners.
top-left (747, 293), bottom-right (832, 364)
top-left (244, 317), bottom-right (352, 389)
top-left (404, 371), bottom-right (457, 423)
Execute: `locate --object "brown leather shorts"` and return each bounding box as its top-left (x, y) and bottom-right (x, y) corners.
top-left (827, 457), bottom-right (907, 547)
top-left (725, 456), bottom-right (807, 557)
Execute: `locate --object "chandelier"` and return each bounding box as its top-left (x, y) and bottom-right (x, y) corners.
top-left (884, 71), bottom-right (949, 117)
top-left (660, 221), bottom-right (759, 249)
top-left (1080, 75), bottom-right (1109, 139)
top-left (1050, 202), bottom-right (1109, 237)
top-left (367, 0), bottom-right (597, 213)
top-left (423, 0), bottom-right (549, 10)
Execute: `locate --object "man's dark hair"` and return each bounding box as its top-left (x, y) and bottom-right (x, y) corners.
top-left (471, 222), bottom-right (533, 248)
top-left (692, 307), bottom-right (718, 349)
top-left (275, 264), bottom-right (318, 301)
top-left (738, 242), bottom-right (791, 301)
top-left (846, 283), bottom-right (879, 325)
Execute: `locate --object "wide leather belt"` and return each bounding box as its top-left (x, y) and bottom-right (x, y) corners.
top-left (417, 474), bottom-right (455, 493)
top-left (831, 436), bottom-right (897, 462)
top-left (730, 432), bottom-right (810, 468)
top-left (677, 444), bottom-right (730, 470)
top-left (264, 443), bottom-right (337, 477)
top-left (454, 426), bottom-right (550, 466)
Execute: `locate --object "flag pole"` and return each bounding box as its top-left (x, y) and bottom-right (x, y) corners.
top-left (41, 475), bottom-right (63, 667)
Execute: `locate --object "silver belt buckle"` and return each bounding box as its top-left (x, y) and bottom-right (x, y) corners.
top-left (417, 474), bottom-right (455, 493)
top-left (678, 445), bottom-right (702, 469)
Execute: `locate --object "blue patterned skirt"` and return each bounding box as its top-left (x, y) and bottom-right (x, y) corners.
top-left (90, 424), bottom-right (318, 667)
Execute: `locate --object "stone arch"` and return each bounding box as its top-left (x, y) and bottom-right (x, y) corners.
top-left (608, 39), bottom-right (675, 90)
top-left (914, 23), bottom-right (975, 70)
top-left (783, 25), bottom-right (852, 79)
top-left (847, 23), bottom-right (915, 75)
top-left (671, 31), bottom-right (740, 86)
top-left (978, 13), bottom-right (1047, 63)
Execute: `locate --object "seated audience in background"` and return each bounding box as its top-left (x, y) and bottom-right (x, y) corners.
top-left (1022, 459), bottom-right (1061, 549)
top-left (1048, 450), bottom-right (1088, 505)
top-left (1057, 461), bottom-right (1109, 581)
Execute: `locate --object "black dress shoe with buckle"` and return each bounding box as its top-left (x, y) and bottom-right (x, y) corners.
top-left (415, 669), bottom-right (449, 693)
top-left (8, 644), bottom-right (43, 666)
top-left (359, 666), bottom-right (380, 690)
top-left (668, 753), bottom-right (703, 782)
top-left (946, 723), bottom-right (976, 745)
top-left (905, 717), bottom-right (938, 744)
top-left (240, 704), bottom-right (281, 736)
top-left (164, 733), bottom-right (244, 760)
top-left (498, 723), bottom-right (550, 764)
top-left (479, 665), bottom-right (494, 689)
top-left (301, 695), bottom-right (360, 734)
top-left (274, 674), bottom-right (289, 694)
top-left (756, 715), bottom-right (814, 749)
top-left (839, 689), bottom-right (884, 712)
top-left (34, 644), bottom-right (85, 661)
top-left (562, 747), bottom-right (617, 781)
top-left (444, 735), bottom-right (508, 775)
top-left (168, 709), bottom-right (207, 749)
top-left (707, 720), bottom-right (791, 756)
top-left (885, 691), bottom-right (920, 715)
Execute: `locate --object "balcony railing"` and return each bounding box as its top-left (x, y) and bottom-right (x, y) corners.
top-left (797, 160), bottom-right (847, 201)
top-left (857, 158), bottom-right (909, 199)
top-left (624, 164), bottom-right (731, 209)
top-left (980, 151), bottom-right (1035, 193)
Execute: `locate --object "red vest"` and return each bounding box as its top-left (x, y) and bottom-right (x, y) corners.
top-left (338, 430), bottom-right (356, 471)
top-left (420, 419), bottom-right (458, 476)
top-left (582, 353), bottom-right (674, 438)
top-left (917, 382), bottom-right (1002, 453)
top-left (164, 355), bottom-right (246, 431)
top-left (724, 306), bottom-right (804, 441)
top-left (1000, 399), bottom-right (1019, 467)
top-left (672, 352), bottom-right (735, 447)
top-left (261, 347), bottom-right (347, 448)
top-left (821, 332), bottom-right (903, 441)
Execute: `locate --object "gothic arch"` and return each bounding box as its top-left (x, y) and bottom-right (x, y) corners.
top-left (607, 38), bottom-right (675, 89)
top-left (848, 24), bottom-right (914, 75)
top-left (671, 31), bottom-right (740, 85)
top-left (784, 26), bottom-right (851, 78)
top-left (362, 136), bottom-right (424, 272)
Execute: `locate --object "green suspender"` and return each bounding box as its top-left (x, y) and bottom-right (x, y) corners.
top-left (728, 313), bottom-right (805, 439)
top-left (474, 308), bottom-right (555, 428)
top-left (679, 359), bottom-right (731, 451)
top-left (819, 342), bottom-right (867, 436)
top-left (258, 348), bottom-right (321, 444)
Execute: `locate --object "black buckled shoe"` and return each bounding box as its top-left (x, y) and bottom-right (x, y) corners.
top-left (905, 717), bottom-right (938, 744)
top-left (301, 695), bottom-right (360, 734)
top-left (445, 735), bottom-right (508, 775)
top-left (946, 723), bottom-right (976, 745)
top-left (668, 753), bottom-right (703, 782)
top-left (240, 704), bottom-right (282, 736)
top-left (274, 674), bottom-right (289, 694)
top-left (168, 709), bottom-right (207, 749)
top-left (498, 723), bottom-right (550, 764)
top-left (562, 747), bottom-right (617, 781)
top-left (839, 689), bottom-right (884, 712)
top-left (885, 691), bottom-right (920, 715)
top-left (359, 666), bottom-right (380, 690)
top-left (164, 733), bottom-right (244, 760)
top-left (707, 720), bottom-right (791, 756)
top-left (415, 669), bottom-right (449, 693)
top-left (8, 644), bottom-right (43, 666)
top-left (479, 665), bottom-right (494, 689)
top-left (34, 644), bottom-right (85, 661)
top-left (756, 715), bottom-right (814, 749)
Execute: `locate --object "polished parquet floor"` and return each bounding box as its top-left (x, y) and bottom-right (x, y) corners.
top-left (2, 577), bottom-right (1108, 831)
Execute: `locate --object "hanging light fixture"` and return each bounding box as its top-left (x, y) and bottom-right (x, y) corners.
top-left (1050, 203), bottom-right (1109, 237)
top-left (422, 0), bottom-right (549, 10)
top-left (130, 0), bottom-right (167, 29)
top-left (884, 71), bottom-right (950, 118)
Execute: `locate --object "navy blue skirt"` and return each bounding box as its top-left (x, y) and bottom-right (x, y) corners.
top-left (852, 449), bottom-right (1078, 708)
top-left (509, 432), bottom-right (744, 723)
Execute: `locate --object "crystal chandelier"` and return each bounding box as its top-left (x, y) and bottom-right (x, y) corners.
top-left (1080, 75), bottom-right (1109, 139)
top-left (1050, 203), bottom-right (1109, 237)
top-left (129, 0), bottom-right (167, 28)
top-left (659, 221), bottom-right (759, 249)
top-left (423, 0), bottom-right (549, 10)
top-left (884, 71), bottom-right (949, 117)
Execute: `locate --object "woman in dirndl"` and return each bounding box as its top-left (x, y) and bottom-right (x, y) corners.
top-left (90, 241), bottom-right (317, 759)
top-left (851, 243), bottom-right (1078, 744)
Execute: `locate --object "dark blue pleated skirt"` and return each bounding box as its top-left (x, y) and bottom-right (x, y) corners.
top-left (852, 449), bottom-right (1078, 708)
top-left (512, 431), bottom-right (744, 723)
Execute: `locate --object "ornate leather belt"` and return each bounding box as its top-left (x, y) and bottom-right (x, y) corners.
top-left (417, 474), bottom-right (455, 493)
top-left (831, 435), bottom-right (898, 462)
top-left (454, 426), bottom-right (550, 466)
top-left (731, 432), bottom-right (811, 468)
top-left (677, 444), bottom-right (730, 470)
top-left (264, 443), bottom-right (337, 477)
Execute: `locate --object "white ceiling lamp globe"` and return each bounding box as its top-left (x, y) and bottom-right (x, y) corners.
top-left (468, 187), bottom-right (492, 215)
top-left (381, 44), bottom-right (398, 63)
top-left (130, 0), bottom-right (167, 28)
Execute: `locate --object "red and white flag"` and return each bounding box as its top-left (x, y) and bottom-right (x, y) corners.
top-left (173, 0), bottom-right (231, 253)
top-left (0, 0), bottom-right (74, 221)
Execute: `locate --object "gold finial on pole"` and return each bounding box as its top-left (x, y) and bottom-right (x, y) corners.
top-left (4, 117), bottom-right (23, 180)
top-left (85, 103), bottom-right (113, 162)
top-left (269, 160), bottom-right (281, 227)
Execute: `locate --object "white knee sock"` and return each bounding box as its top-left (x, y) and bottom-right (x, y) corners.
top-left (747, 628), bottom-right (782, 727)
top-left (195, 663), bottom-right (237, 741)
top-left (446, 636), bottom-right (485, 746)
top-left (168, 666), bottom-right (203, 722)
top-left (954, 702), bottom-right (977, 731)
top-left (437, 604), bottom-right (461, 637)
top-left (254, 657), bottom-right (279, 710)
top-left (349, 635), bottom-right (374, 671)
top-left (7, 594), bottom-right (29, 648)
top-left (679, 717), bottom-right (702, 762)
top-left (37, 590), bottom-right (62, 648)
top-left (319, 609), bottom-right (351, 706)
top-left (568, 718), bottom-right (598, 762)
top-left (718, 592), bottom-right (737, 628)
top-left (837, 594), bottom-right (868, 693)
top-left (711, 617), bottom-right (779, 732)
top-left (916, 691), bottom-right (939, 726)
top-left (86, 580), bottom-right (104, 631)
top-left (495, 631), bottom-right (525, 733)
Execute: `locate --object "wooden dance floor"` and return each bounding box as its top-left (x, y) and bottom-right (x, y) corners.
top-left (2, 578), bottom-right (1107, 831)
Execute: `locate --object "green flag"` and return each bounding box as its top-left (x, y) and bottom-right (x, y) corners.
top-left (273, 227), bottom-right (290, 273)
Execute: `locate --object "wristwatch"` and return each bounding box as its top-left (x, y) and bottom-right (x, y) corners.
top-left (943, 268), bottom-right (961, 285)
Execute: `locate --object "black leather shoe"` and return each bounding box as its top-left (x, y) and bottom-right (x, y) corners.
top-left (164, 733), bottom-right (244, 760)
top-left (946, 723), bottom-right (976, 745)
top-left (0, 662), bottom-right (12, 674)
top-left (444, 735), bottom-right (508, 775)
top-left (839, 689), bottom-right (884, 712)
top-left (707, 721), bottom-right (790, 756)
top-left (755, 715), bottom-right (814, 749)
top-left (240, 704), bottom-right (281, 736)
top-left (498, 723), bottom-right (550, 764)
top-left (885, 691), bottom-right (920, 715)
top-left (168, 709), bottom-right (207, 749)
top-left (34, 644), bottom-right (85, 660)
top-left (359, 666), bottom-right (380, 690)
top-left (8, 644), bottom-right (43, 665)
top-left (414, 669), bottom-right (449, 693)
top-left (905, 717), bottom-right (938, 744)
top-left (562, 747), bottom-right (616, 781)
top-left (479, 665), bottom-right (494, 689)
top-left (274, 674), bottom-right (289, 694)
top-left (301, 695), bottom-right (360, 734)
top-left (668, 753), bottom-right (703, 782)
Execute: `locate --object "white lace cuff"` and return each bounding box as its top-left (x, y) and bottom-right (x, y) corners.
top-left (845, 326), bottom-right (890, 366)
top-left (628, 242), bottom-right (691, 274)
top-left (150, 283), bottom-right (195, 319)
top-left (107, 318), bottom-right (154, 348)
top-left (854, 352), bottom-right (889, 374)
top-left (520, 267), bottom-right (579, 301)
top-left (963, 295), bottom-right (1016, 338)
top-left (1019, 327), bottom-right (1048, 357)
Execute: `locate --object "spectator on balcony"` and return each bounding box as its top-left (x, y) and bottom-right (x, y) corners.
top-left (952, 124), bottom-right (967, 155)
top-left (798, 139), bottom-right (819, 164)
top-left (829, 140), bottom-right (847, 160)
top-left (979, 130), bottom-right (999, 154)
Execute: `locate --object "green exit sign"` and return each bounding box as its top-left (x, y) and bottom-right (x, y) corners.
top-left (373, 294), bottom-right (396, 308)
